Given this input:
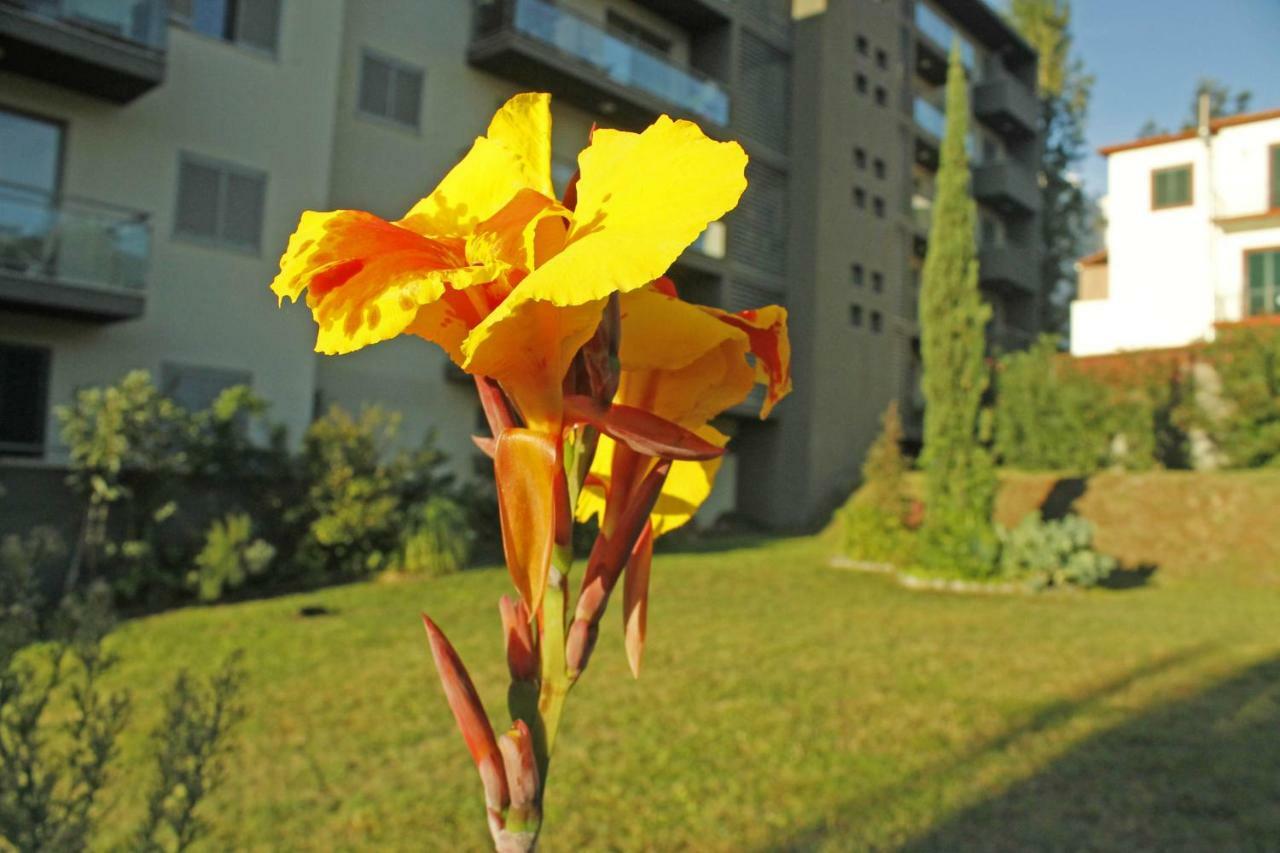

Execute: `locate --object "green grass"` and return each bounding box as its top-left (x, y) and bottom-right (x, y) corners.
top-left (94, 472), bottom-right (1280, 851)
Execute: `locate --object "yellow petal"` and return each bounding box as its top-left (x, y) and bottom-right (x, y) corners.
top-left (269, 210), bottom-right (495, 355)
top-left (613, 288), bottom-right (756, 427)
top-left (575, 427), bottom-right (727, 537)
top-left (398, 93), bottom-right (553, 238)
top-left (511, 116), bottom-right (748, 308)
top-left (702, 304), bottom-right (793, 418)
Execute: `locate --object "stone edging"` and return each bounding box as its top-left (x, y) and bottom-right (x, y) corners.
top-left (828, 555), bottom-right (1030, 595)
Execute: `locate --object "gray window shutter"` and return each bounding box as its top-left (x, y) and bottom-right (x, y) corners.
top-left (359, 53), bottom-right (391, 117)
top-left (222, 170), bottom-right (266, 249)
top-left (175, 158), bottom-right (221, 239)
top-left (392, 67), bottom-right (424, 128)
top-left (235, 0), bottom-right (281, 52)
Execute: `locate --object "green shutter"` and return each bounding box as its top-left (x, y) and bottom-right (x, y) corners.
top-left (1271, 146), bottom-right (1280, 210)
top-left (1153, 166), bottom-right (1191, 208)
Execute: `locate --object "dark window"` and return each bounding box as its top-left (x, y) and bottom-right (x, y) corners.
top-left (175, 154), bottom-right (267, 251)
top-left (874, 85), bottom-right (888, 107)
top-left (875, 48), bottom-right (888, 69)
top-left (1151, 163), bottom-right (1192, 209)
top-left (850, 304), bottom-right (863, 326)
top-left (1246, 248), bottom-right (1280, 316)
top-left (872, 271), bottom-right (884, 292)
top-left (854, 147), bottom-right (867, 169)
top-left (606, 10), bottom-right (672, 54)
top-left (873, 196), bottom-right (885, 218)
top-left (177, 0), bottom-right (281, 53)
top-left (853, 186), bottom-right (866, 208)
top-left (0, 343), bottom-right (50, 457)
top-left (0, 109), bottom-right (61, 193)
top-left (851, 263), bottom-right (864, 286)
top-left (855, 35), bottom-right (868, 55)
top-left (870, 310), bottom-right (883, 332)
top-left (359, 51), bottom-right (424, 128)
top-left (873, 158), bottom-right (886, 179)
top-left (855, 73), bottom-right (868, 94)
top-left (161, 362), bottom-right (252, 412)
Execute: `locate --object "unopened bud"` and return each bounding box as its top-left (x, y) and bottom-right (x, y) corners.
top-left (499, 596), bottom-right (537, 682)
top-left (565, 618), bottom-right (597, 677)
top-left (498, 720), bottom-right (540, 812)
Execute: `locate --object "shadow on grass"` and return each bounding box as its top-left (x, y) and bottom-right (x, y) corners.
top-left (1099, 562), bottom-right (1158, 590)
top-left (1039, 476), bottom-right (1088, 521)
top-left (766, 648), bottom-right (1280, 851)
top-left (900, 654), bottom-right (1280, 851)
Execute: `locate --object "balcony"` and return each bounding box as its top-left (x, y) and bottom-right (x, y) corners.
top-left (972, 161), bottom-right (1039, 216)
top-left (0, 181), bottom-right (149, 321)
top-left (973, 70), bottom-right (1038, 139)
top-left (979, 245), bottom-right (1038, 295)
top-left (0, 0), bottom-right (166, 102)
top-left (469, 0), bottom-right (730, 128)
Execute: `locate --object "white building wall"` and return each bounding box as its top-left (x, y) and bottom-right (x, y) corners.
top-left (1072, 116), bottom-right (1280, 356)
top-left (0, 4), bottom-right (346, 456)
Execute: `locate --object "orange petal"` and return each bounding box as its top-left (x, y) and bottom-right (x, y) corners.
top-left (704, 304), bottom-right (793, 418)
top-left (564, 396), bottom-right (725, 461)
top-left (494, 429), bottom-right (560, 613)
top-left (420, 614), bottom-right (508, 816)
top-left (622, 520), bottom-right (654, 679)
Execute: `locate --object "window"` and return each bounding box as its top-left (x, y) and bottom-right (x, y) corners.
top-left (0, 109), bottom-right (61, 193)
top-left (853, 186), bottom-right (866, 208)
top-left (873, 158), bottom-right (886, 179)
top-left (854, 147), bottom-right (867, 169)
top-left (855, 73), bottom-right (868, 94)
top-left (855, 35), bottom-right (868, 56)
top-left (851, 263), bottom-right (864, 286)
top-left (358, 50), bottom-right (424, 129)
top-left (1246, 248), bottom-right (1280, 316)
top-left (606, 10), bottom-right (672, 55)
top-left (850, 304), bottom-right (863, 326)
top-left (1151, 163), bottom-right (1192, 209)
top-left (871, 271), bottom-right (884, 292)
top-left (870, 310), bottom-right (883, 333)
top-left (161, 362), bottom-right (252, 411)
top-left (1270, 144), bottom-right (1280, 210)
top-left (874, 85), bottom-right (887, 107)
top-left (174, 0), bottom-right (281, 54)
top-left (873, 196), bottom-right (885, 218)
top-left (0, 343), bottom-right (50, 457)
top-left (875, 48), bottom-right (888, 69)
top-left (174, 154), bottom-right (267, 251)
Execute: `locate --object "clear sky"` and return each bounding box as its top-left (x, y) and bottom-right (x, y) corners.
top-left (1069, 0), bottom-right (1280, 197)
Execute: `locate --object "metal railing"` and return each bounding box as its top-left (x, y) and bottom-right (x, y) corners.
top-left (474, 0), bottom-right (730, 125)
top-left (2, 0), bottom-right (168, 50)
top-left (0, 180), bottom-right (150, 292)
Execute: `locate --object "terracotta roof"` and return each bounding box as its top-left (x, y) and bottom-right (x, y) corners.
top-left (1077, 249), bottom-right (1108, 267)
top-left (1098, 106), bottom-right (1280, 156)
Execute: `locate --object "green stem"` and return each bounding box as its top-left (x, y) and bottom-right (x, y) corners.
top-left (537, 545), bottom-right (573, 765)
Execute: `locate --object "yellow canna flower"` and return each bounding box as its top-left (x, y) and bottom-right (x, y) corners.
top-left (575, 283), bottom-right (791, 536)
top-left (271, 93), bottom-right (747, 432)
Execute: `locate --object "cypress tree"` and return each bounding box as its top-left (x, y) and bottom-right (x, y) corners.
top-left (918, 44), bottom-right (998, 576)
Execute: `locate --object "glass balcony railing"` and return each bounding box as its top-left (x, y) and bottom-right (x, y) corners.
top-left (913, 97), bottom-right (946, 139)
top-left (0, 181), bottom-right (150, 292)
top-left (915, 2), bottom-right (976, 74)
top-left (3, 0), bottom-right (168, 50)
top-left (479, 0), bottom-right (730, 125)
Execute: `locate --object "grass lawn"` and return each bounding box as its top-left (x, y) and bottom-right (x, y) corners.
top-left (94, 472), bottom-right (1280, 851)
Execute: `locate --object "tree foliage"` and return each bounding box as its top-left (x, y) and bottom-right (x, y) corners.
top-left (918, 46), bottom-right (999, 577)
top-left (1136, 76), bottom-right (1253, 137)
top-left (842, 402), bottom-right (912, 564)
top-left (1008, 0), bottom-right (1094, 336)
top-left (1190, 325), bottom-right (1280, 468)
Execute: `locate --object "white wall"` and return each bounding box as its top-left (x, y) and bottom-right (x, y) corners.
top-left (1071, 116), bottom-right (1280, 356)
top-left (0, 3), bottom-right (346, 456)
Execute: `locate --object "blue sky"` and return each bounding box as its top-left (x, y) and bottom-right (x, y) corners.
top-left (1069, 0), bottom-right (1280, 196)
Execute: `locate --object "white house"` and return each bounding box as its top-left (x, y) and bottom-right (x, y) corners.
top-left (1071, 107), bottom-right (1280, 356)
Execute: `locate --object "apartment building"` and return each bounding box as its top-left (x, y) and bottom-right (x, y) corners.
top-left (1072, 107), bottom-right (1280, 356)
top-left (0, 0), bottom-right (1038, 531)
top-left (780, 0), bottom-right (1041, 519)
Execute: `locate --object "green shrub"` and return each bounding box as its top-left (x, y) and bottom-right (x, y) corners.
top-left (997, 513), bottom-right (1116, 589)
top-left (390, 496), bottom-right (474, 577)
top-left (189, 514), bottom-right (276, 603)
top-left (289, 406), bottom-right (457, 580)
top-left (843, 402), bottom-right (913, 565)
top-left (994, 336), bottom-right (1190, 472)
top-left (1190, 324), bottom-right (1280, 467)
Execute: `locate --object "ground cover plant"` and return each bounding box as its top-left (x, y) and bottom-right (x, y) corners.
top-left (84, 470), bottom-right (1280, 850)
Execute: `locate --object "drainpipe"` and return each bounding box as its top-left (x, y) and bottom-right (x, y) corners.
top-left (1199, 91), bottom-right (1220, 336)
